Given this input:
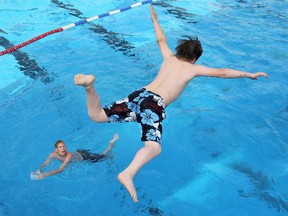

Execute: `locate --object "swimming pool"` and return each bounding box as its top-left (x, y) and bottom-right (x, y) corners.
top-left (0, 0), bottom-right (287, 215)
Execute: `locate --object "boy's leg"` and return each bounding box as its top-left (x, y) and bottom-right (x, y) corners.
top-left (102, 133), bottom-right (119, 155)
top-left (118, 141), bottom-right (162, 203)
top-left (74, 74), bottom-right (109, 122)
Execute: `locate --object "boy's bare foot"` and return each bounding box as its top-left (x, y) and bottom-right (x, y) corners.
top-left (110, 133), bottom-right (119, 146)
top-left (118, 171), bottom-right (138, 203)
top-left (102, 134), bottom-right (119, 155)
top-left (74, 74), bottom-right (95, 90)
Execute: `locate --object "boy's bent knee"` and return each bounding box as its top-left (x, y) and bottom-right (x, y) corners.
top-left (88, 110), bottom-right (109, 122)
top-left (145, 141), bottom-right (162, 156)
top-left (89, 114), bottom-right (102, 122)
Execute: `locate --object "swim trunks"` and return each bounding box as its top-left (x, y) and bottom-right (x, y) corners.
top-left (76, 149), bottom-right (106, 163)
top-left (103, 88), bottom-right (166, 143)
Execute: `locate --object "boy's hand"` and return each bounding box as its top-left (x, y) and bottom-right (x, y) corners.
top-left (150, 4), bottom-right (158, 21)
top-left (36, 173), bottom-right (46, 180)
top-left (250, 72), bottom-right (269, 80)
top-left (30, 170), bottom-right (44, 180)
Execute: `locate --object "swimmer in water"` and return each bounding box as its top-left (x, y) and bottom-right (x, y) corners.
top-left (33, 133), bottom-right (119, 180)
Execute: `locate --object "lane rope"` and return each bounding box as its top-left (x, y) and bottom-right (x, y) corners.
top-left (0, 0), bottom-right (152, 56)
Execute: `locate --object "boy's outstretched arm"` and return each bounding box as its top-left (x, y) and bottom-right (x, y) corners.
top-left (37, 153), bottom-right (54, 173)
top-left (150, 4), bottom-right (173, 58)
top-left (193, 64), bottom-right (269, 80)
top-left (37, 153), bottom-right (72, 180)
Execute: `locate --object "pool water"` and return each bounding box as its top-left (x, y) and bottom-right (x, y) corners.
top-left (0, 0), bottom-right (287, 215)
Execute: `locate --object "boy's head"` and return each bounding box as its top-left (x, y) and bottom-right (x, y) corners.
top-left (54, 140), bottom-right (67, 156)
top-left (54, 140), bottom-right (64, 148)
top-left (175, 35), bottom-right (203, 63)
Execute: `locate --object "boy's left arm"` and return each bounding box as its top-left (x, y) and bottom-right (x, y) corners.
top-left (37, 154), bottom-right (72, 180)
top-left (193, 64), bottom-right (268, 80)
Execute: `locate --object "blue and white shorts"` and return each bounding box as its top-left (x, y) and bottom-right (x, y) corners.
top-left (103, 88), bottom-right (166, 144)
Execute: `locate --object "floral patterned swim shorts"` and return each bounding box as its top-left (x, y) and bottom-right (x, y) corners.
top-left (103, 88), bottom-right (166, 144)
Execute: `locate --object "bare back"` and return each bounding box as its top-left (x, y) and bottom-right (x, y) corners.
top-left (144, 55), bottom-right (196, 106)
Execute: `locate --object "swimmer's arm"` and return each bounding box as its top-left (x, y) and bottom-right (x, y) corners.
top-left (37, 162), bottom-right (68, 179)
top-left (193, 65), bottom-right (269, 80)
top-left (37, 153), bottom-right (55, 172)
top-left (150, 4), bottom-right (173, 58)
top-left (37, 154), bottom-right (72, 180)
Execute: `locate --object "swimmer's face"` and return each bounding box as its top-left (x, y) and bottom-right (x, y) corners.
top-left (56, 142), bottom-right (67, 156)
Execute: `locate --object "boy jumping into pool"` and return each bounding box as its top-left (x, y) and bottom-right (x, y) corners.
top-left (74, 4), bottom-right (268, 203)
top-left (33, 133), bottom-right (119, 180)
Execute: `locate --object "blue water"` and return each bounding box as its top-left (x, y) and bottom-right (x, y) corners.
top-left (0, 0), bottom-right (287, 215)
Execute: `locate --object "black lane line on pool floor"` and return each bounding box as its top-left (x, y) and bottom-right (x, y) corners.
top-left (51, 0), bottom-right (137, 57)
top-left (0, 35), bottom-right (54, 84)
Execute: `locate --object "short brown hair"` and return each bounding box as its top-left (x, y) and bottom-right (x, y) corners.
top-left (54, 140), bottom-right (64, 148)
top-left (175, 35), bottom-right (203, 62)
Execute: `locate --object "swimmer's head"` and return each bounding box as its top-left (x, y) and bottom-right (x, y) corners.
top-left (175, 35), bottom-right (202, 63)
top-left (54, 140), bottom-right (67, 156)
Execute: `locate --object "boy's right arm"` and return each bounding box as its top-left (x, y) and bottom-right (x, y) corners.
top-left (37, 153), bottom-right (72, 180)
top-left (150, 4), bottom-right (173, 58)
top-left (37, 153), bottom-right (55, 172)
